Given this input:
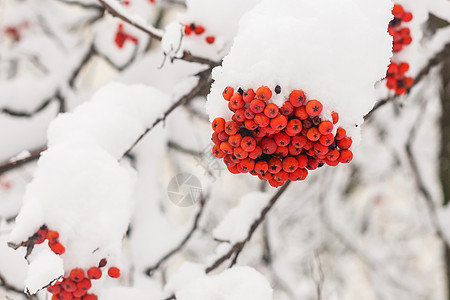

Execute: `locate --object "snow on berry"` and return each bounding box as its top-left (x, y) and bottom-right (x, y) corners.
top-left (8, 83), bottom-right (171, 293)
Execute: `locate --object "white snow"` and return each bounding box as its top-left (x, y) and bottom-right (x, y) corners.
top-left (207, 0), bottom-right (393, 144)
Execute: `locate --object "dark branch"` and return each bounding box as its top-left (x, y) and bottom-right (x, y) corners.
top-left (145, 194), bottom-right (207, 276)
top-left (0, 147), bottom-right (46, 176)
top-left (168, 141), bottom-right (203, 157)
top-left (1, 90), bottom-right (59, 118)
top-left (205, 181), bottom-right (291, 273)
top-left (69, 44), bottom-right (97, 88)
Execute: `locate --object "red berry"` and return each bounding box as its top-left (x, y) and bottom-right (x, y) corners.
top-left (47, 284), bottom-right (61, 294)
top-left (392, 4), bottom-right (404, 18)
top-left (61, 279), bottom-right (77, 292)
top-left (224, 121), bottom-right (238, 135)
top-left (319, 134), bottom-right (334, 146)
top-left (229, 94), bottom-right (245, 110)
top-left (256, 86), bottom-right (272, 101)
top-left (306, 127), bottom-right (321, 141)
top-left (288, 144), bottom-right (302, 156)
top-left (249, 146), bottom-right (262, 159)
top-left (399, 62), bottom-right (409, 74)
top-left (87, 267), bottom-right (102, 280)
top-left (243, 89), bottom-right (255, 103)
top-left (297, 155), bottom-right (308, 169)
top-left (274, 146), bottom-right (289, 157)
top-left (50, 242), bottom-right (65, 255)
top-left (73, 288), bottom-right (87, 297)
top-left (294, 106), bottom-right (309, 120)
top-left (47, 231), bottom-right (59, 243)
top-left (285, 119), bottom-right (302, 136)
top-left (314, 143), bottom-right (329, 156)
top-left (339, 150), bottom-right (353, 163)
top-left (318, 121), bottom-right (333, 135)
top-left (305, 100), bottom-right (323, 117)
top-left (270, 115), bottom-right (288, 131)
top-left (306, 157), bottom-right (319, 170)
top-left (218, 131), bottom-right (229, 142)
top-left (402, 12), bottom-right (413, 22)
top-left (254, 161), bottom-right (269, 174)
top-left (280, 102), bottom-right (294, 116)
top-left (325, 158), bottom-right (339, 166)
top-left (263, 103), bottom-right (279, 118)
top-left (36, 227), bottom-right (48, 244)
top-left (273, 170), bottom-right (289, 183)
top-left (337, 137), bottom-right (352, 149)
top-left (227, 164), bottom-right (239, 174)
top-left (233, 147), bottom-right (248, 159)
top-left (335, 127), bottom-right (346, 140)
top-left (219, 142), bottom-right (233, 155)
top-left (212, 145), bottom-right (225, 158)
top-left (233, 109), bottom-right (246, 123)
top-left (51, 295), bottom-right (59, 300)
top-left (184, 25), bottom-right (191, 35)
top-left (60, 290), bottom-right (73, 300)
top-left (69, 268), bottom-right (85, 282)
top-left (274, 132), bottom-right (290, 146)
top-left (250, 99), bottom-right (265, 114)
top-left (268, 158), bottom-right (282, 174)
top-left (205, 36), bottom-right (215, 44)
top-left (239, 158), bottom-right (255, 173)
top-left (291, 135), bottom-right (307, 148)
top-left (331, 112), bottom-right (339, 124)
top-left (244, 108), bottom-right (255, 120)
top-left (260, 138), bottom-right (277, 155)
top-left (289, 90), bottom-right (306, 107)
top-left (212, 117), bottom-right (225, 133)
top-left (76, 278), bottom-right (91, 291)
top-left (244, 119), bottom-right (258, 130)
top-left (254, 114), bottom-right (270, 127)
top-left (108, 267), bottom-right (120, 278)
top-left (83, 294), bottom-right (98, 300)
top-left (228, 134), bottom-right (242, 148)
top-left (194, 25), bottom-right (205, 34)
top-left (241, 136), bottom-right (256, 152)
top-left (327, 149), bottom-right (340, 161)
top-left (222, 87), bottom-right (234, 101)
top-left (282, 157), bottom-right (298, 173)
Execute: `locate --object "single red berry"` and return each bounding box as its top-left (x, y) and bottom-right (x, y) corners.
top-left (289, 168), bottom-right (304, 181)
top-left (212, 132), bottom-right (220, 145)
top-left (223, 155), bottom-right (236, 167)
top-left (256, 86), bottom-right (272, 101)
top-left (291, 135), bottom-right (307, 148)
top-left (264, 103), bottom-right (279, 118)
top-left (314, 143), bottom-right (329, 156)
top-left (303, 140), bottom-right (313, 150)
top-left (250, 99), bottom-right (265, 114)
top-left (229, 94), bottom-right (245, 110)
top-left (325, 158), bottom-right (339, 166)
top-left (212, 145), bottom-right (226, 158)
top-left (224, 121), bottom-right (238, 135)
top-left (274, 132), bottom-right (290, 146)
top-left (47, 231), bottom-right (59, 243)
top-left (228, 134), bottom-right (242, 148)
top-left (69, 268), bottom-right (85, 282)
top-left (87, 267), bottom-right (102, 280)
top-left (108, 267), bottom-right (121, 278)
top-left (254, 161), bottom-right (269, 174)
top-left (233, 147), bottom-right (248, 159)
top-left (268, 178), bottom-right (281, 187)
top-left (294, 106), bottom-right (309, 120)
top-left (243, 89), bottom-right (255, 103)
top-left (212, 117), bottom-right (225, 133)
top-left (218, 131), bottom-right (229, 142)
top-left (337, 137), bottom-right (352, 149)
top-left (205, 36), bottom-right (215, 44)
top-left (268, 158), bottom-right (282, 174)
top-left (297, 155), bottom-right (308, 169)
top-left (227, 164), bottom-right (239, 174)
top-left (395, 87), bottom-right (407, 95)
top-left (282, 157), bottom-right (298, 173)
top-left (335, 127), bottom-right (346, 140)
top-left (331, 112), bottom-right (339, 124)
top-left (259, 171), bottom-right (273, 180)
top-left (392, 4), bottom-right (404, 18)
top-left (289, 90), bottom-right (306, 107)
top-left (318, 121), bottom-right (333, 135)
top-left (47, 284), bottom-right (61, 294)
top-left (239, 158), bottom-right (255, 173)
top-left (254, 114), bottom-right (270, 128)
top-left (222, 87), bottom-right (234, 101)
top-left (83, 294), bottom-right (98, 300)
top-left (404, 77), bottom-right (414, 87)
top-left (270, 115), bottom-right (288, 131)
top-left (73, 288), bottom-right (87, 297)
top-left (50, 242), bottom-right (65, 255)
top-left (306, 127), bottom-right (321, 141)
top-left (305, 100), bottom-right (323, 117)
top-left (241, 136), bottom-right (256, 152)
top-left (260, 138), bottom-right (277, 155)
top-left (194, 25), bottom-right (205, 34)
top-left (402, 12), bottom-right (413, 22)
top-left (76, 278), bottom-right (91, 291)
top-left (327, 149), bottom-right (340, 161)
top-left (319, 134), bottom-right (334, 146)
top-left (280, 101), bottom-right (294, 116)
top-left (233, 109), bottom-right (246, 123)
top-left (244, 119), bottom-right (258, 130)
top-left (285, 119), bottom-right (302, 136)
top-left (274, 146), bottom-right (289, 157)
top-left (288, 144), bottom-right (302, 156)
top-left (184, 24), bottom-right (192, 35)
top-left (306, 157), bottom-right (319, 170)
top-left (51, 295), bottom-right (59, 300)
top-left (219, 142), bottom-right (233, 155)
top-left (244, 108), bottom-right (255, 120)
top-left (273, 170), bottom-right (289, 183)
top-left (61, 279), bottom-right (77, 292)
top-left (36, 227), bottom-right (48, 244)
top-left (59, 290), bottom-right (73, 300)
top-left (339, 150), bottom-right (353, 163)
top-left (399, 62), bottom-right (409, 74)
top-left (248, 146), bottom-right (262, 159)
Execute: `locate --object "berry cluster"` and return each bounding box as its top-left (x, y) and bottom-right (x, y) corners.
top-left (114, 23), bottom-right (138, 49)
top-left (211, 86), bottom-right (353, 187)
top-left (34, 225), bottom-right (65, 255)
top-left (184, 23), bottom-right (215, 44)
top-left (389, 4), bottom-right (413, 52)
top-left (386, 62), bottom-right (413, 95)
top-left (47, 258), bottom-right (120, 300)
top-left (386, 4), bottom-right (414, 95)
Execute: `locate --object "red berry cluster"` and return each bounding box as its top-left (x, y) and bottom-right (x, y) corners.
top-left (386, 4), bottom-right (414, 95)
top-left (389, 4), bottom-right (413, 52)
top-left (386, 62), bottom-right (413, 95)
top-left (114, 23), bottom-right (138, 49)
top-left (47, 259), bottom-right (121, 300)
top-left (34, 225), bottom-right (65, 255)
top-left (211, 86), bottom-right (353, 187)
top-left (184, 23), bottom-right (215, 44)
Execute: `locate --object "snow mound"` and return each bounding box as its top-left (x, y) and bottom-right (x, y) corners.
top-left (207, 0), bottom-right (393, 143)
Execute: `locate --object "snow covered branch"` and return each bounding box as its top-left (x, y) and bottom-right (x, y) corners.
top-left (0, 148), bottom-right (46, 176)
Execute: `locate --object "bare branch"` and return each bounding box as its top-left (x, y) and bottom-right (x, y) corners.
top-left (205, 181), bottom-right (291, 273)
top-left (0, 147), bottom-right (46, 176)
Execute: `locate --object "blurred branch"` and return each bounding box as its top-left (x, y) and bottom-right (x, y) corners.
top-left (69, 44), bottom-right (96, 88)
top-left (1, 90), bottom-right (60, 118)
top-left (365, 42), bottom-right (450, 120)
top-left (56, 0), bottom-right (104, 11)
top-left (168, 140), bottom-right (202, 157)
top-left (145, 194), bottom-right (207, 276)
top-left (122, 67), bottom-right (212, 157)
top-left (0, 272), bottom-right (35, 298)
top-left (205, 181), bottom-right (291, 273)
top-left (0, 147), bottom-right (46, 176)
top-left (97, 0), bottom-right (221, 67)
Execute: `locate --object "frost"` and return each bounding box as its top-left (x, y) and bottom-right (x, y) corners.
top-left (25, 246), bottom-right (63, 295)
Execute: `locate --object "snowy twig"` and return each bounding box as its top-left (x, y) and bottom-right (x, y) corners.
top-left (1, 90), bottom-right (62, 118)
top-left (97, 0), bottom-right (220, 67)
top-left (167, 141), bottom-right (203, 157)
top-left (145, 194), bottom-right (207, 276)
top-left (365, 42), bottom-right (450, 120)
top-left (0, 147), bottom-right (46, 176)
top-left (205, 181), bottom-right (292, 274)
top-left (122, 68), bottom-right (212, 157)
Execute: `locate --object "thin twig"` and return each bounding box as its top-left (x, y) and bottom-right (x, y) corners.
top-left (145, 194), bottom-right (207, 276)
top-left (205, 181), bottom-right (291, 273)
top-left (0, 147), bottom-right (46, 176)
top-left (168, 141), bottom-right (203, 157)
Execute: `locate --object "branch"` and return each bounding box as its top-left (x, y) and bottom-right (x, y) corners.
top-left (364, 42), bottom-right (450, 120)
top-left (55, 0), bottom-right (104, 11)
top-left (97, 0), bottom-right (220, 67)
top-left (0, 147), bottom-right (46, 176)
top-left (205, 181), bottom-right (291, 274)
top-left (168, 140), bottom-right (203, 157)
top-left (122, 68), bottom-right (212, 157)
top-left (145, 194), bottom-right (207, 276)
top-left (69, 44), bottom-right (97, 88)
top-left (1, 90), bottom-right (60, 118)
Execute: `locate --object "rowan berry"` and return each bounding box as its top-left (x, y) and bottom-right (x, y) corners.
top-left (268, 158), bottom-right (282, 174)
top-left (51, 295), bottom-right (59, 300)
top-left (250, 99), bottom-right (265, 114)
top-left (306, 127), bottom-right (321, 141)
top-left (260, 138), bottom-right (277, 155)
top-left (219, 142), bottom-right (233, 155)
top-left (47, 284), bottom-right (61, 294)
top-left (76, 278), bottom-right (91, 291)
top-left (50, 242), bottom-right (65, 255)
top-left (194, 25), bottom-right (205, 34)
top-left (402, 12), bottom-right (413, 22)
top-left (331, 112), bottom-right (339, 124)
top-left (259, 171), bottom-right (273, 180)
top-left (227, 164), bottom-right (239, 174)
top-left (337, 137), bottom-right (352, 149)
top-left (233, 109), bottom-right (246, 123)
top-left (303, 140), bottom-right (313, 150)
top-left (61, 279), bottom-right (77, 292)
top-left (254, 161), bottom-right (269, 174)
top-left (244, 119), bottom-right (258, 130)
top-left (335, 127), bottom-right (346, 140)
top-left (240, 158), bottom-right (255, 172)
top-left (254, 114), bottom-right (270, 127)
top-left (285, 119), bottom-right (302, 136)
top-left (288, 144), bottom-right (302, 156)
top-left (273, 170), bottom-right (289, 183)
top-left (404, 77), bottom-right (414, 87)
top-left (314, 143), bottom-right (329, 156)
top-left (224, 121), bottom-right (238, 135)
top-left (264, 103), bottom-right (279, 118)
top-left (184, 24), bottom-right (192, 35)
top-left (73, 288), bottom-right (87, 297)
top-left (280, 101), bottom-right (294, 116)
top-left (108, 267), bottom-right (120, 278)
top-left (47, 231), bottom-right (59, 243)
top-left (60, 290), bottom-right (73, 300)
top-left (282, 157), bottom-right (298, 173)
top-left (233, 147), bottom-right (248, 159)
top-left (222, 87), bottom-right (234, 101)
top-left (289, 90), bottom-right (306, 107)
top-left (243, 89), bottom-right (255, 103)
top-left (274, 132), bottom-right (290, 146)
top-left (212, 118), bottom-right (225, 133)
top-left (274, 146), bottom-right (288, 157)
top-left (212, 145), bottom-right (225, 158)
top-left (305, 100), bottom-right (323, 117)
top-left (227, 134), bottom-right (241, 148)
top-left (36, 227), bottom-right (48, 244)
top-left (319, 134), bottom-right (334, 146)
top-left (289, 168), bottom-right (304, 181)
top-left (291, 135), bottom-right (307, 149)
top-left (326, 149), bottom-right (339, 161)
top-left (270, 115), bottom-right (288, 131)
top-left (69, 269), bottom-right (84, 282)
top-left (87, 267), bottom-right (102, 280)
top-left (249, 146), bottom-right (262, 159)
top-left (83, 294), bottom-right (98, 300)
top-left (392, 4), bottom-right (404, 19)
top-left (244, 108), bottom-right (255, 120)
top-left (241, 136), bottom-right (256, 152)
top-left (306, 157), bottom-right (319, 170)
top-left (229, 94), bottom-right (245, 110)
top-left (339, 150), bottom-right (353, 163)
top-left (205, 36), bottom-right (215, 44)
top-left (218, 131), bottom-right (228, 142)
top-left (294, 106), bottom-right (309, 120)
top-left (318, 121), bottom-right (333, 135)
top-left (256, 86), bottom-right (272, 101)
